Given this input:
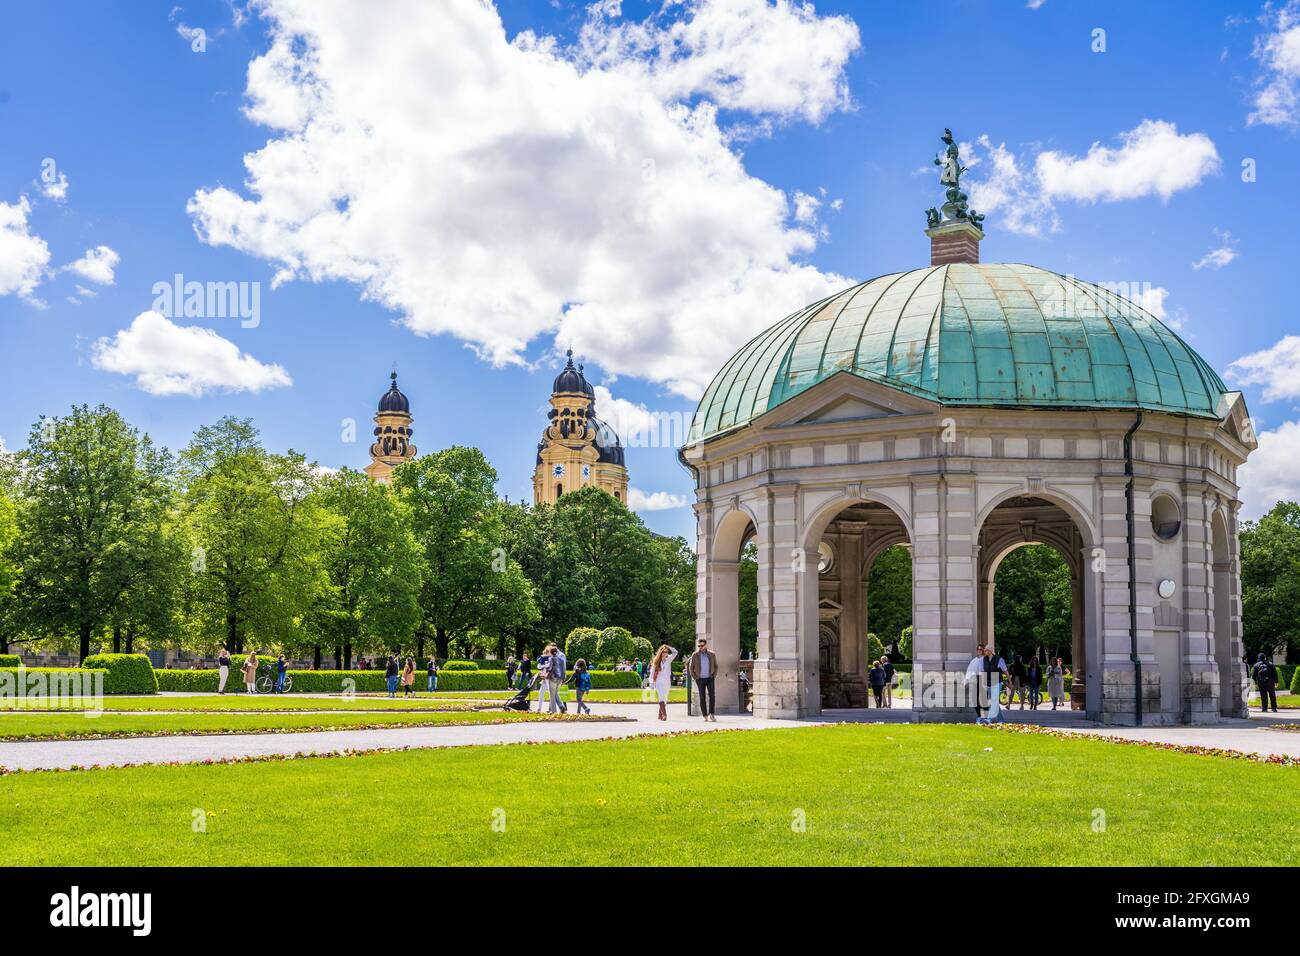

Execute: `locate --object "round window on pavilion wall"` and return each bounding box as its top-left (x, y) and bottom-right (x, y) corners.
top-left (1151, 494), bottom-right (1182, 541)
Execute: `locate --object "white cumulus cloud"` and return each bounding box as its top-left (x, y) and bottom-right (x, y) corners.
top-left (1240, 419), bottom-right (1300, 519)
top-left (1227, 335), bottom-right (1300, 403)
top-left (1248, 0), bottom-right (1300, 127)
top-left (576, 0), bottom-right (860, 124)
top-left (0, 197), bottom-right (51, 299)
top-left (628, 487), bottom-right (688, 511)
top-left (185, 0), bottom-right (855, 400)
top-left (62, 244), bottom-right (120, 285)
top-left (963, 121), bottom-right (1219, 237)
top-left (91, 310), bottom-right (292, 397)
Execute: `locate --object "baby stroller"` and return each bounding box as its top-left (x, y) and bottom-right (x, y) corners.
top-left (503, 673), bottom-right (538, 712)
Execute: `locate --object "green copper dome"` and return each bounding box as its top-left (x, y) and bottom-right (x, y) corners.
top-left (687, 262), bottom-right (1228, 444)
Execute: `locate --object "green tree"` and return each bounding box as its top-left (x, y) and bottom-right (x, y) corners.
top-left (1240, 501), bottom-right (1300, 660)
top-left (12, 406), bottom-right (174, 661)
top-left (641, 535), bottom-right (696, 652)
top-left (179, 417), bottom-right (322, 654)
top-left (993, 544), bottom-right (1072, 663)
top-left (498, 501), bottom-right (597, 654)
top-left (564, 626), bottom-right (601, 663)
top-left (867, 545), bottom-right (911, 652)
top-left (549, 486), bottom-right (662, 637)
top-left (0, 489), bottom-right (20, 655)
top-left (393, 447), bottom-right (538, 658)
top-left (738, 540), bottom-right (758, 657)
top-left (311, 468), bottom-right (424, 669)
top-left (597, 625), bottom-right (635, 662)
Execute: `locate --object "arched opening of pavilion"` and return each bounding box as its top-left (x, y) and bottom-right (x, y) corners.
top-left (804, 499), bottom-right (913, 710)
top-left (977, 494), bottom-right (1099, 715)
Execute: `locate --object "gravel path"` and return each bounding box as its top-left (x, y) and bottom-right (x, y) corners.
top-left (0, 704), bottom-right (804, 771)
top-left (2, 701), bottom-right (1296, 772)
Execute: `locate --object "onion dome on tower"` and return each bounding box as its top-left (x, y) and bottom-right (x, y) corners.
top-left (364, 371), bottom-right (417, 484)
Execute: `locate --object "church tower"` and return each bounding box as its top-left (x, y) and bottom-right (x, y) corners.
top-left (533, 351), bottom-right (629, 505)
top-left (364, 371), bottom-right (417, 484)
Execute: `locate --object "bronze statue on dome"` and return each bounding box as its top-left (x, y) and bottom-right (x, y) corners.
top-left (926, 128), bottom-right (983, 230)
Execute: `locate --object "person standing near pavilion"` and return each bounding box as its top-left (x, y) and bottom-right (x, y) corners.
top-left (505, 655), bottom-right (517, 690)
top-left (1026, 656), bottom-right (1043, 711)
top-left (518, 652), bottom-right (532, 690)
top-left (385, 654), bottom-right (400, 697)
top-left (688, 637), bottom-right (718, 722)
top-left (426, 655), bottom-right (439, 693)
top-left (1047, 657), bottom-right (1068, 710)
top-left (1253, 653), bottom-right (1281, 713)
top-left (983, 645), bottom-right (1008, 723)
top-left (881, 656), bottom-right (896, 707)
top-left (966, 644), bottom-right (987, 722)
top-left (216, 647), bottom-right (231, 695)
top-left (868, 658), bottom-right (887, 708)
top-left (401, 656), bottom-right (416, 697)
top-left (241, 650), bottom-right (259, 695)
top-left (650, 644), bottom-right (678, 721)
top-left (275, 653), bottom-right (288, 694)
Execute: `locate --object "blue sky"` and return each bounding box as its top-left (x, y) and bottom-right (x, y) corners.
top-left (1, 0), bottom-right (1298, 539)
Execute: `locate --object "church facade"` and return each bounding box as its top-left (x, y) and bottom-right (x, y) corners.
top-left (533, 351), bottom-right (629, 505)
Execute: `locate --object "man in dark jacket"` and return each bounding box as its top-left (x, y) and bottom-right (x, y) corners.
top-left (688, 638), bottom-right (718, 721)
top-left (1252, 653), bottom-right (1281, 713)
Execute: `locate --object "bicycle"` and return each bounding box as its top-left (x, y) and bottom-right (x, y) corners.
top-left (255, 666), bottom-right (293, 694)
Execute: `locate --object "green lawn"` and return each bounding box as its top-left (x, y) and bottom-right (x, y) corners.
top-left (2, 724), bottom-right (1296, 865)
top-left (0, 694), bottom-right (485, 713)
top-left (0, 709), bottom-right (591, 741)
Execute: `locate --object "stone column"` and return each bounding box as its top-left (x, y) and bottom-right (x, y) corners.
top-left (912, 475), bottom-right (978, 720)
top-left (1069, 567), bottom-right (1085, 708)
top-left (752, 486), bottom-right (802, 718)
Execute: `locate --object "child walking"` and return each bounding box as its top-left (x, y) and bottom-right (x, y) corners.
top-left (567, 658), bottom-right (592, 715)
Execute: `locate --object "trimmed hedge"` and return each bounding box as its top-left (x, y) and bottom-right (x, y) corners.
top-left (0, 654), bottom-right (21, 668)
top-left (441, 661), bottom-right (478, 671)
top-left (80, 654), bottom-right (158, 694)
top-left (1277, 664), bottom-right (1295, 690)
top-left (1292, 667), bottom-right (1300, 695)
top-left (155, 668), bottom-right (642, 694)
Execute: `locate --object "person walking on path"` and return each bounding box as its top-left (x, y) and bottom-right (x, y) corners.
top-left (385, 654), bottom-right (400, 697)
top-left (688, 637), bottom-right (718, 722)
top-left (505, 656), bottom-right (517, 690)
top-left (1047, 658), bottom-right (1068, 710)
top-left (650, 644), bottom-right (678, 721)
top-left (869, 658), bottom-right (887, 708)
top-left (273, 653), bottom-right (289, 693)
top-left (426, 656), bottom-right (439, 693)
top-left (1253, 653), bottom-right (1281, 713)
top-left (1026, 656), bottom-right (1043, 711)
top-left (241, 651), bottom-right (259, 694)
top-left (966, 644), bottom-right (987, 722)
top-left (566, 658), bottom-right (592, 715)
top-left (1009, 655), bottom-right (1028, 709)
top-left (882, 656), bottom-right (896, 707)
top-left (217, 648), bottom-right (231, 695)
top-left (518, 653), bottom-right (532, 690)
top-left (548, 643), bottom-right (567, 714)
top-left (983, 645), bottom-right (1008, 723)
top-left (401, 657), bottom-right (416, 698)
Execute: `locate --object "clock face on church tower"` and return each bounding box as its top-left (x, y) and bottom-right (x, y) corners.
top-left (552, 463), bottom-right (565, 478)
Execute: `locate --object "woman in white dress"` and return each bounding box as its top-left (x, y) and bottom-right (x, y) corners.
top-left (650, 644), bottom-right (678, 721)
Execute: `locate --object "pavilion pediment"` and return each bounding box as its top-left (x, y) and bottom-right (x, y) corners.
top-left (756, 370), bottom-right (939, 434)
